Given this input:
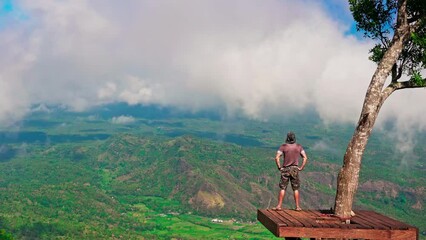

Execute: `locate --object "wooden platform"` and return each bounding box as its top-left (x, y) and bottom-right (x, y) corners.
top-left (257, 209), bottom-right (418, 239)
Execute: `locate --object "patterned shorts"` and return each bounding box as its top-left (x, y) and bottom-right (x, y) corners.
top-left (279, 166), bottom-right (300, 190)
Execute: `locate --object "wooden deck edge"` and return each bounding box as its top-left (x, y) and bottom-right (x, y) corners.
top-left (257, 209), bottom-right (279, 236)
top-left (257, 209), bottom-right (419, 239)
top-left (277, 226), bottom-right (418, 239)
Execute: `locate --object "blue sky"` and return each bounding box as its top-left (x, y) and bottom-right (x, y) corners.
top-left (0, 0), bottom-right (13, 26)
top-left (318, 0), bottom-right (359, 36)
top-left (1, 0), bottom-right (13, 12)
top-left (0, 0), bottom-right (27, 29)
top-left (1, 0), bottom-right (18, 18)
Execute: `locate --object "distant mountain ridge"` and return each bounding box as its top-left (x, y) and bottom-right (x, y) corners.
top-left (95, 134), bottom-right (425, 219)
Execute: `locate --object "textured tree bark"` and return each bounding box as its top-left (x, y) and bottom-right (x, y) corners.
top-left (333, 0), bottom-right (412, 219)
top-left (334, 99), bottom-right (383, 219)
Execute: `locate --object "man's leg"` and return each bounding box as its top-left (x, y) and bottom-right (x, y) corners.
top-left (293, 189), bottom-right (301, 210)
top-left (290, 168), bottom-right (301, 210)
top-left (275, 189), bottom-right (285, 209)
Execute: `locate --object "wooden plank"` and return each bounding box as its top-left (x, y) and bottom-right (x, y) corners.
top-left (355, 210), bottom-right (396, 229)
top-left (278, 227), bottom-right (417, 239)
top-left (288, 209), bottom-right (323, 228)
top-left (349, 214), bottom-right (377, 229)
top-left (362, 210), bottom-right (413, 230)
top-left (338, 221), bottom-right (361, 230)
top-left (257, 209), bottom-right (280, 237)
top-left (307, 210), bottom-right (341, 228)
top-left (387, 228), bottom-right (419, 240)
top-left (271, 210), bottom-right (303, 227)
top-left (311, 210), bottom-right (360, 230)
top-left (297, 210), bottom-right (360, 229)
top-left (348, 217), bottom-right (376, 229)
top-left (276, 210), bottom-right (307, 227)
top-left (285, 210), bottom-right (322, 228)
top-left (351, 211), bottom-right (390, 230)
top-left (267, 209), bottom-right (293, 226)
top-left (258, 209), bottom-right (287, 227)
top-left (306, 210), bottom-right (334, 227)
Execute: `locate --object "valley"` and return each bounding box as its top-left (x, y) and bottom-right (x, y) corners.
top-left (0, 104), bottom-right (424, 239)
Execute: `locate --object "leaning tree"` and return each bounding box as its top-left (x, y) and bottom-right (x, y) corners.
top-left (334, 0), bottom-right (426, 219)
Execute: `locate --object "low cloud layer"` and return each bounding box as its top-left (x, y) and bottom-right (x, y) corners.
top-left (111, 115), bottom-right (136, 125)
top-left (1, 0), bottom-right (425, 134)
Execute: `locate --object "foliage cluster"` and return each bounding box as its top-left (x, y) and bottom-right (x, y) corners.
top-left (350, 0), bottom-right (426, 83)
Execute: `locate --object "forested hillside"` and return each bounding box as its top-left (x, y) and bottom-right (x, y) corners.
top-left (0, 105), bottom-right (424, 239)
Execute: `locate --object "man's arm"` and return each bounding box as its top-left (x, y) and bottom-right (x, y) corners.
top-left (298, 151), bottom-right (308, 171)
top-left (275, 151), bottom-right (282, 170)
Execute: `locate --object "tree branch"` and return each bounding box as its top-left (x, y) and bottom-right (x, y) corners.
top-left (409, 19), bottom-right (423, 33)
top-left (391, 62), bottom-right (404, 82)
top-left (396, 63), bottom-right (403, 80)
top-left (391, 64), bottom-right (398, 82)
top-left (396, 0), bottom-right (408, 30)
top-left (407, 14), bottom-right (421, 24)
top-left (381, 78), bottom-right (426, 103)
top-left (391, 79), bottom-right (426, 90)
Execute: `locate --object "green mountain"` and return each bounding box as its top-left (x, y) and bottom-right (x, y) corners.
top-left (0, 105), bottom-right (424, 239)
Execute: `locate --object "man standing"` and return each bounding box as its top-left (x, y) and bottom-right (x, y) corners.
top-left (273, 131), bottom-right (308, 211)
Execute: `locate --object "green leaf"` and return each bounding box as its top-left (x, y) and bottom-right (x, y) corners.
top-left (368, 44), bottom-right (385, 63)
top-left (0, 229), bottom-right (14, 240)
top-left (410, 71), bottom-right (425, 86)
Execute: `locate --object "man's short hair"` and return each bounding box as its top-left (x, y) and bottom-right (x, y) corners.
top-left (286, 131), bottom-right (296, 144)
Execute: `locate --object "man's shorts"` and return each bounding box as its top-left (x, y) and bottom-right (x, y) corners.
top-left (279, 166), bottom-right (300, 190)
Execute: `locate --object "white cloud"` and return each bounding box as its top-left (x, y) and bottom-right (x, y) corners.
top-left (0, 0), bottom-right (425, 135)
top-left (87, 115), bottom-right (99, 121)
top-left (111, 115), bottom-right (136, 124)
top-left (30, 104), bottom-right (52, 113)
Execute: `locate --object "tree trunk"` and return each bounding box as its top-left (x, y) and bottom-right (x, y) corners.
top-left (333, 101), bottom-right (382, 219)
top-left (333, 51), bottom-right (404, 218)
top-left (333, 0), bottom-right (411, 219)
